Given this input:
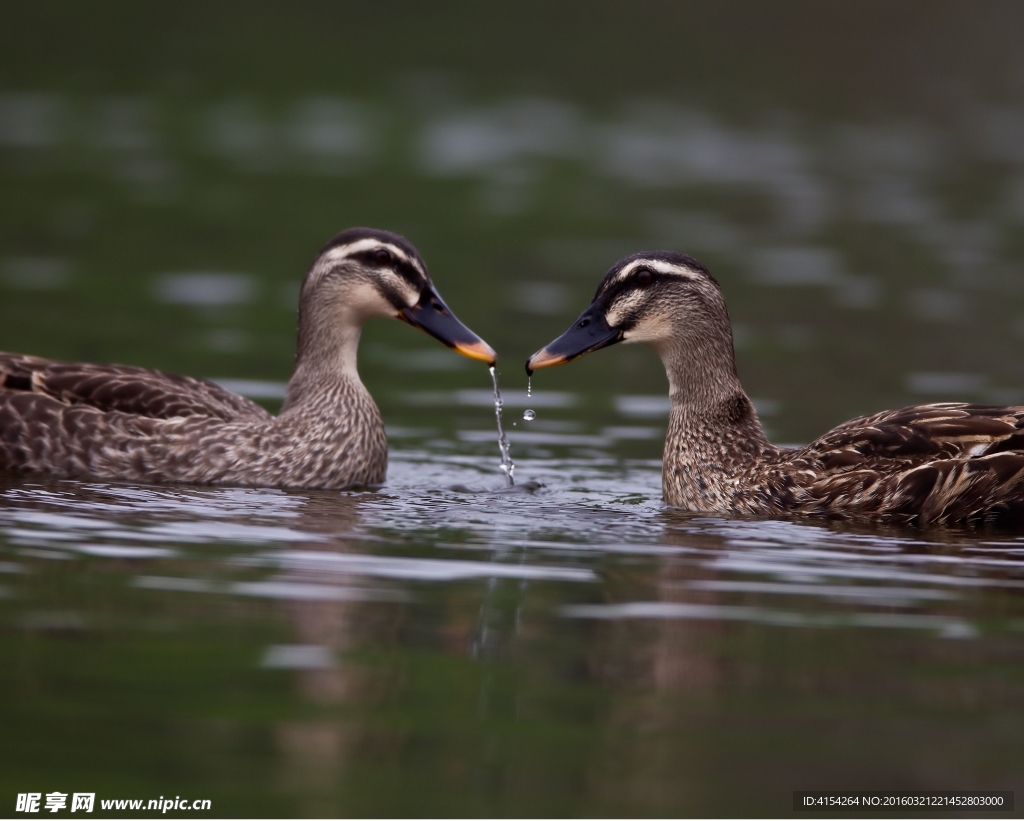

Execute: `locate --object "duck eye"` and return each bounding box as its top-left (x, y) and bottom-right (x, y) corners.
top-left (373, 248), bottom-right (392, 264)
top-left (636, 268), bottom-right (654, 286)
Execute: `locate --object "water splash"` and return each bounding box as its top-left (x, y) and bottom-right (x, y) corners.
top-left (523, 409), bottom-right (536, 421)
top-left (489, 366), bottom-right (515, 486)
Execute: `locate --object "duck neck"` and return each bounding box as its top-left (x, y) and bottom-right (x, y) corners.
top-left (281, 301), bottom-right (366, 414)
top-left (659, 329), bottom-right (743, 408)
top-left (657, 333), bottom-right (776, 475)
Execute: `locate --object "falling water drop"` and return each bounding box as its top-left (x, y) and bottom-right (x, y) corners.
top-left (489, 366), bottom-right (515, 486)
top-left (523, 409), bottom-right (536, 421)
top-left (527, 376), bottom-right (532, 398)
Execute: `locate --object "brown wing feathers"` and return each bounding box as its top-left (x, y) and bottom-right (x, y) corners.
top-left (808, 405), bottom-right (1023, 464)
top-left (0, 353), bottom-right (270, 422)
top-left (796, 404), bottom-right (1024, 524)
top-left (0, 352), bottom-right (274, 475)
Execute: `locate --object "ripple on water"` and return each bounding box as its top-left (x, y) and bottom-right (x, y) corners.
top-left (560, 601), bottom-right (978, 639)
top-left (400, 389), bottom-right (577, 408)
top-left (1, 447), bottom-right (1023, 637)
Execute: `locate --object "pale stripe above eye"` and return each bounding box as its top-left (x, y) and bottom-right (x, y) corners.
top-left (614, 259), bottom-right (697, 285)
top-left (323, 240), bottom-right (424, 275)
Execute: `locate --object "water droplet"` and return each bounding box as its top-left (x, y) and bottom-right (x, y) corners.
top-left (527, 377), bottom-right (532, 398)
top-left (523, 409), bottom-right (536, 421)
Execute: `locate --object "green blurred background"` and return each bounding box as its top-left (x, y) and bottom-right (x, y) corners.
top-left (5, 1), bottom-right (1024, 443)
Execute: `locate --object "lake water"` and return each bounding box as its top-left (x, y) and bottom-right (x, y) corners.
top-left (4, 2), bottom-right (1024, 816)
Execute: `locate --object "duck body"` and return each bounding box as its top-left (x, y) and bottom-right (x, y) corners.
top-left (0, 228), bottom-right (495, 489)
top-left (528, 251), bottom-right (1024, 526)
top-left (0, 353), bottom-right (386, 488)
top-left (662, 393), bottom-right (1024, 525)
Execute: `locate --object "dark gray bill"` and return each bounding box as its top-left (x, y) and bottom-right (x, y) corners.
top-left (400, 288), bottom-right (496, 364)
top-left (525, 304), bottom-right (622, 376)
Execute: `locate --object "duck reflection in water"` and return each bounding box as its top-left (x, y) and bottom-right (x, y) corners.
top-left (0, 228), bottom-right (496, 490)
top-left (259, 493), bottom-right (396, 799)
top-left (528, 252), bottom-right (1024, 526)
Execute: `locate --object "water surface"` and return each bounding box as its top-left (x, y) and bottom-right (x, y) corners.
top-left (4, 414), bottom-right (1024, 816)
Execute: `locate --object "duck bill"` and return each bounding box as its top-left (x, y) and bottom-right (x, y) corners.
top-left (526, 304), bottom-right (622, 375)
top-left (400, 288), bottom-right (497, 365)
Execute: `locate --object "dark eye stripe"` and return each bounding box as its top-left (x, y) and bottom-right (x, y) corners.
top-left (394, 259), bottom-right (426, 288)
top-left (597, 269), bottom-right (660, 306)
top-left (351, 250), bottom-right (426, 289)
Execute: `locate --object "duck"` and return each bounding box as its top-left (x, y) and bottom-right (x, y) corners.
top-left (0, 227), bottom-right (496, 489)
top-left (526, 251), bottom-right (1024, 525)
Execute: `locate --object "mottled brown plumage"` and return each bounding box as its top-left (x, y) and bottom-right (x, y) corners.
top-left (0, 228), bottom-right (495, 489)
top-left (528, 251), bottom-right (1024, 525)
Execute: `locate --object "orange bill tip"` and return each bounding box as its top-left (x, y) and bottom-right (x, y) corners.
top-left (525, 347), bottom-right (567, 372)
top-left (454, 339), bottom-right (498, 365)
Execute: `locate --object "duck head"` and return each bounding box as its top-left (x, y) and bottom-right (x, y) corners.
top-left (298, 227), bottom-right (496, 368)
top-left (526, 251), bottom-right (735, 381)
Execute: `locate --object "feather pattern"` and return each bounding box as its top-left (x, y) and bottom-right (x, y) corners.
top-left (669, 401), bottom-right (1024, 525)
top-left (784, 403), bottom-right (1024, 524)
top-left (0, 353), bottom-right (271, 422)
top-left (0, 360), bottom-right (386, 488)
